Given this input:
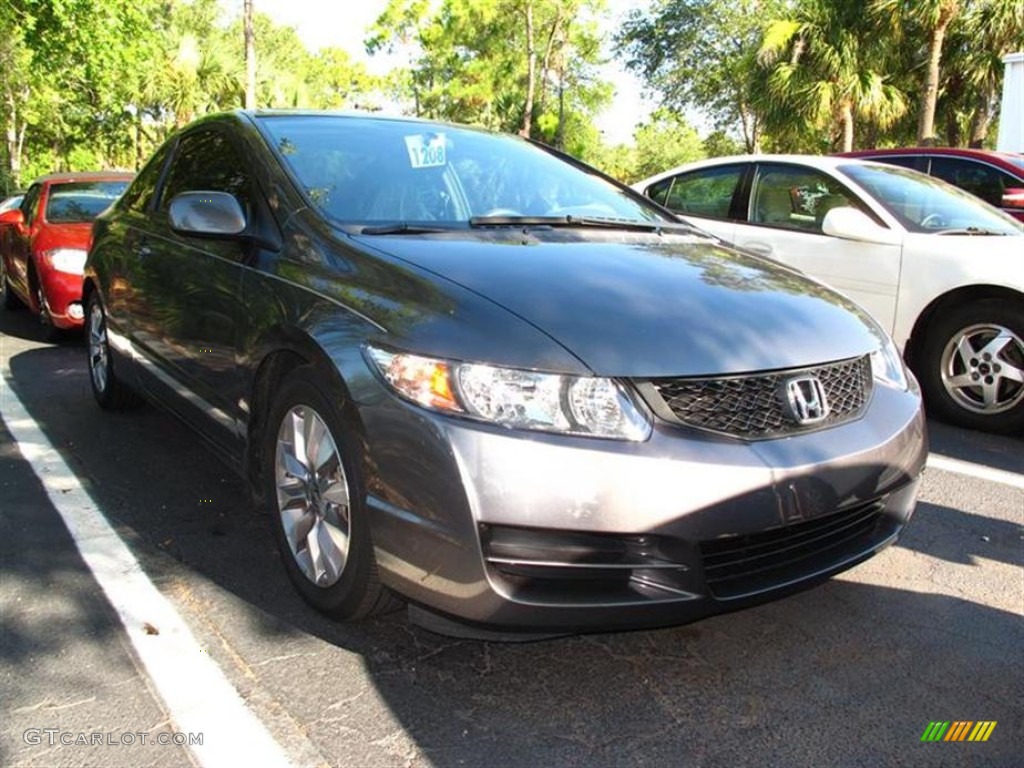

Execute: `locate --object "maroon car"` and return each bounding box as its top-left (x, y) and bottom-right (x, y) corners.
top-left (0, 172), bottom-right (132, 337)
top-left (840, 147), bottom-right (1024, 222)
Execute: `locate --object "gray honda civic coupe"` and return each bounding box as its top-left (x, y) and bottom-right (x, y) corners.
top-left (85, 111), bottom-right (926, 637)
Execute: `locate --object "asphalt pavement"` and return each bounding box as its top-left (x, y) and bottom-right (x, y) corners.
top-left (1, 306), bottom-right (1021, 768)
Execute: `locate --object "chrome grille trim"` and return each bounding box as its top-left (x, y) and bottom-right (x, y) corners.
top-left (640, 356), bottom-right (873, 438)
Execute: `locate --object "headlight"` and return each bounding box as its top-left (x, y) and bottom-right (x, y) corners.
top-left (366, 346), bottom-right (651, 441)
top-left (870, 333), bottom-right (909, 390)
top-left (42, 248), bottom-right (88, 275)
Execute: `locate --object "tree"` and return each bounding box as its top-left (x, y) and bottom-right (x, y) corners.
top-left (617, 0), bottom-right (783, 153)
top-left (628, 109), bottom-right (705, 182)
top-left (758, 0), bottom-right (907, 151)
top-left (244, 0), bottom-right (256, 109)
top-left (872, 0), bottom-right (961, 144)
top-left (367, 0), bottom-right (609, 140)
top-left (939, 0), bottom-right (1024, 147)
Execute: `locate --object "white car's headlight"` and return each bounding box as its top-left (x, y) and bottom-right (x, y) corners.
top-left (42, 248), bottom-right (88, 275)
top-left (366, 346), bottom-right (651, 441)
top-left (870, 333), bottom-right (909, 390)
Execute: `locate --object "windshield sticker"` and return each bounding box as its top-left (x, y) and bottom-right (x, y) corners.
top-left (405, 133), bottom-right (447, 169)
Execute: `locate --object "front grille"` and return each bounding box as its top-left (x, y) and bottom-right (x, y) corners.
top-left (645, 356), bottom-right (872, 438)
top-left (699, 500), bottom-right (894, 599)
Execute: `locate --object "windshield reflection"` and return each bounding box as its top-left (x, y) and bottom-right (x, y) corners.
top-left (258, 115), bottom-right (668, 227)
top-left (840, 163), bottom-right (1023, 235)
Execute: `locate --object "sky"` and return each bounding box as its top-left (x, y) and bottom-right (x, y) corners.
top-left (228, 0), bottom-right (654, 144)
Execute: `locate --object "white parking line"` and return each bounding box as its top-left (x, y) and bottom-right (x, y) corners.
top-left (927, 453), bottom-right (1024, 491)
top-left (0, 377), bottom-right (294, 768)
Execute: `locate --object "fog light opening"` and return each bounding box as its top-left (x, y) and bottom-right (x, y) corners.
top-left (67, 302), bottom-right (84, 320)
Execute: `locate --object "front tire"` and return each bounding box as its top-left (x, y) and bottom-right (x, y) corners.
top-left (87, 292), bottom-right (142, 410)
top-left (31, 270), bottom-right (61, 342)
top-left (919, 299), bottom-right (1024, 434)
top-left (263, 368), bottom-right (396, 620)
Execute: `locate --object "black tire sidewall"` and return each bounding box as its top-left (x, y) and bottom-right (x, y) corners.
top-left (919, 299), bottom-right (1024, 434)
top-left (86, 293), bottom-right (115, 407)
top-left (262, 370), bottom-right (378, 618)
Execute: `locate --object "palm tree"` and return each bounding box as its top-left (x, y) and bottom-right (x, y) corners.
top-left (759, 1), bottom-right (907, 151)
top-left (872, 0), bottom-right (962, 145)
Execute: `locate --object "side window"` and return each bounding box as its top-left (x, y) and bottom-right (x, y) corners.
top-left (875, 155), bottom-right (926, 172)
top-left (646, 178), bottom-right (674, 207)
top-left (120, 142), bottom-right (172, 214)
top-left (929, 157), bottom-right (1016, 209)
top-left (661, 165), bottom-right (744, 220)
top-left (159, 130), bottom-right (251, 214)
top-left (20, 184), bottom-right (41, 226)
top-left (750, 164), bottom-right (861, 233)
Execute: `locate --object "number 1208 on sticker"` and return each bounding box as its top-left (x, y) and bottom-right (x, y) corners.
top-left (405, 133), bottom-right (447, 169)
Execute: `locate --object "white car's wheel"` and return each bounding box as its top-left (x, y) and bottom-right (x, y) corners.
top-left (920, 299), bottom-right (1024, 433)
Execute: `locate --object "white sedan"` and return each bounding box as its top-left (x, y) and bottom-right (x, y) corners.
top-left (634, 155), bottom-right (1024, 433)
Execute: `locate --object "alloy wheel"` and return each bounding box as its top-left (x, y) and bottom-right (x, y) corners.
top-left (88, 301), bottom-right (109, 394)
top-left (274, 405), bottom-right (352, 587)
top-left (940, 323), bottom-right (1024, 415)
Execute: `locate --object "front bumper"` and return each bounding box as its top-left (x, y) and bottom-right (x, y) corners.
top-left (361, 377), bottom-right (926, 634)
top-left (38, 266), bottom-right (85, 329)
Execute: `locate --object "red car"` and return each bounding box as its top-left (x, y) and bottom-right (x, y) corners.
top-left (840, 147), bottom-right (1024, 222)
top-left (0, 172), bottom-right (132, 336)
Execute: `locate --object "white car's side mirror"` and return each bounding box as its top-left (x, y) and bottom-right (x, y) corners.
top-left (821, 207), bottom-right (901, 245)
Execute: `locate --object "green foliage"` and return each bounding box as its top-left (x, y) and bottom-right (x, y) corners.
top-left (0, 0), bottom-right (385, 186)
top-left (617, 0), bottom-right (784, 152)
top-left (1, 0), bottom-right (1019, 193)
top-left (368, 0), bottom-right (611, 142)
top-left (629, 109), bottom-right (705, 182)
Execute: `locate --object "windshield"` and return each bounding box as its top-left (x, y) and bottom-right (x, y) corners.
top-left (839, 163), bottom-right (1023, 235)
top-left (258, 115), bottom-right (669, 226)
top-left (45, 181), bottom-right (129, 224)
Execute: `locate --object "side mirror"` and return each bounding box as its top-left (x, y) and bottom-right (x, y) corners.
top-left (168, 191), bottom-right (246, 238)
top-left (1002, 187), bottom-right (1024, 210)
top-left (821, 206), bottom-right (901, 245)
top-left (0, 209), bottom-right (24, 227)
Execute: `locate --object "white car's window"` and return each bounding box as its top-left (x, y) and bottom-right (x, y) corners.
top-left (841, 163), bottom-right (1024, 234)
top-left (656, 165), bottom-right (745, 220)
top-left (749, 164), bottom-right (863, 234)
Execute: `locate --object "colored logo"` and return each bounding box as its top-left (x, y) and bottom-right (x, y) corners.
top-left (921, 721), bottom-right (996, 742)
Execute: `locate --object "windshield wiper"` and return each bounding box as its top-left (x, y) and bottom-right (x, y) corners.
top-left (468, 214), bottom-right (703, 234)
top-left (935, 226), bottom-right (1008, 236)
top-left (359, 223), bottom-right (453, 235)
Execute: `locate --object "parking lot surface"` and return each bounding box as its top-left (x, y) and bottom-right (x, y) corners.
top-left (2, 308), bottom-right (1021, 767)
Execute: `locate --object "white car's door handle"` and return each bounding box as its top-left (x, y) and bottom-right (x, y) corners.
top-left (743, 242), bottom-right (773, 256)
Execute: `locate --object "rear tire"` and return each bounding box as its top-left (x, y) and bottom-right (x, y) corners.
top-left (918, 299), bottom-right (1024, 434)
top-left (263, 367), bottom-right (398, 620)
top-left (86, 292), bottom-right (142, 410)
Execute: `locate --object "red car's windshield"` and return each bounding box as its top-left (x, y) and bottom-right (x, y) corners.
top-left (46, 181), bottom-right (129, 224)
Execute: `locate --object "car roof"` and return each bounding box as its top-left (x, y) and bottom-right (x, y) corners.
top-left (634, 154), bottom-right (881, 187)
top-left (234, 108), bottom-right (504, 138)
top-left (839, 147), bottom-right (1024, 173)
top-left (33, 171), bottom-right (135, 185)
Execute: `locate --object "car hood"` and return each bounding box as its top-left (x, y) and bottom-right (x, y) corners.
top-left (36, 222), bottom-right (94, 251)
top-left (358, 230), bottom-right (883, 377)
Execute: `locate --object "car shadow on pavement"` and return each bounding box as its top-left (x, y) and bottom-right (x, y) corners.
top-left (2, 340), bottom-right (1021, 767)
top-left (926, 418), bottom-right (1024, 475)
top-left (0, 304), bottom-right (84, 346)
top-left (896, 500), bottom-right (1024, 569)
